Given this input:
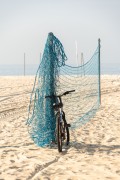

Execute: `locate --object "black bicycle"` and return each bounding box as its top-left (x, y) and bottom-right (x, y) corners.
top-left (45, 90), bottom-right (75, 152)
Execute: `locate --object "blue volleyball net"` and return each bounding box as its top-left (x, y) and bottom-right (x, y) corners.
top-left (27, 33), bottom-right (101, 147)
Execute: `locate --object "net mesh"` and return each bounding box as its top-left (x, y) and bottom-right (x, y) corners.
top-left (27, 32), bottom-right (100, 147)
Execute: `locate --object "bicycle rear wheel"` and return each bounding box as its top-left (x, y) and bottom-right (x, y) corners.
top-left (56, 116), bottom-right (62, 152)
top-left (63, 118), bottom-right (70, 145)
top-left (65, 125), bottom-right (70, 145)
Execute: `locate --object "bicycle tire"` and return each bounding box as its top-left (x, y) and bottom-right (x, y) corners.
top-left (63, 117), bottom-right (70, 145)
top-left (65, 126), bottom-right (70, 145)
top-left (56, 116), bottom-right (62, 152)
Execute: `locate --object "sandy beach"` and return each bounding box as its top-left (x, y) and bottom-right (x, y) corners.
top-left (0, 75), bottom-right (120, 180)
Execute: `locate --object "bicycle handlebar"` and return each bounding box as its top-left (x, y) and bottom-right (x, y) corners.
top-left (45, 90), bottom-right (75, 99)
top-left (62, 90), bottom-right (75, 96)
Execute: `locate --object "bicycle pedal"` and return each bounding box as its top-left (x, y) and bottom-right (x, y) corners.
top-left (66, 124), bottom-right (71, 127)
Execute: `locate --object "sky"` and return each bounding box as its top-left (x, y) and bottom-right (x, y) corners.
top-left (0, 0), bottom-right (120, 73)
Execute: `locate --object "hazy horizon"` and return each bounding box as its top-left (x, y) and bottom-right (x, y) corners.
top-left (0, 0), bottom-right (120, 73)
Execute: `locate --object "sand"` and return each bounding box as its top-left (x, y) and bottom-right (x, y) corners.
top-left (0, 75), bottom-right (120, 180)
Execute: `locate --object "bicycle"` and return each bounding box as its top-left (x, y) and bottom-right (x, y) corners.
top-left (45, 90), bottom-right (75, 152)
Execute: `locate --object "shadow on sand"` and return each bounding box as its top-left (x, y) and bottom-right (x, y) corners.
top-left (68, 142), bottom-right (120, 155)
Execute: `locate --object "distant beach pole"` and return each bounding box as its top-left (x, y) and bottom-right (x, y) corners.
top-left (81, 52), bottom-right (85, 76)
top-left (75, 40), bottom-right (79, 76)
top-left (75, 40), bottom-right (78, 66)
top-left (98, 38), bottom-right (101, 104)
top-left (24, 53), bottom-right (25, 76)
